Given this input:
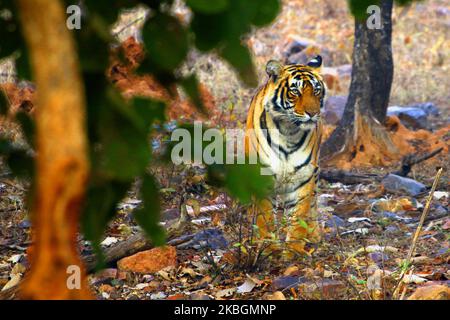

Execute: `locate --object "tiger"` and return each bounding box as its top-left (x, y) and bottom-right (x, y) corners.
top-left (245, 55), bottom-right (325, 256)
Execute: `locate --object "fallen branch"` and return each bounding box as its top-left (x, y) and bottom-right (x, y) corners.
top-left (320, 147), bottom-right (443, 185)
top-left (319, 170), bottom-right (381, 184)
top-left (84, 203), bottom-right (227, 272)
top-left (394, 147), bottom-right (443, 177)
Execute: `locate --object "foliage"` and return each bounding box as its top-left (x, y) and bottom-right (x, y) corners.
top-left (0, 0), bottom-right (280, 269)
top-left (348, 0), bottom-right (420, 20)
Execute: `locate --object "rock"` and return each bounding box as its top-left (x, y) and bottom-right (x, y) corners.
top-left (385, 225), bottom-right (400, 235)
top-left (190, 293), bottom-right (211, 300)
top-left (298, 280), bottom-right (346, 299)
top-left (1, 274), bottom-right (21, 291)
top-left (406, 102), bottom-right (440, 117)
top-left (381, 174), bottom-right (427, 197)
top-left (336, 64), bottom-right (352, 77)
top-left (387, 106), bottom-right (429, 130)
top-left (375, 211), bottom-right (413, 223)
top-left (408, 285), bottom-right (450, 300)
top-left (271, 276), bottom-right (305, 291)
top-left (372, 197), bottom-right (417, 212)
top-left (325, 215), bottom-right (346, 228)
top-left (117, 246), bottom-right (177, 274)
top-left (266, 291), bottom-right (286, 300)
top-left (323, 95), bottom-right (347, 125)
top-left (368, 252), bottom-right (390, 265)
top-left (323, 68), bottom-right (341, 93)
top-left (177, 228), bottom-right (228, 250)
top-left (90, 268), bottom-right (118, 285)
top-left (99, 284), bottom-right (115, 294)
top-left (283, 37), bottom-right (313, 58)
top-left (283, 265), bottom-right (300, 276)
top-left (18, 219), bottom-right (32, 229)
top-left (442, 219), bottom-right (450, 230)
top-left (286, 45), bottom-right (334, 67)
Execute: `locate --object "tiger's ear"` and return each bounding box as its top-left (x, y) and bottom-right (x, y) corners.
top-left (266, 60), bottom-right (283, 78)
top-left (307, 55), bottom-right (322, 68)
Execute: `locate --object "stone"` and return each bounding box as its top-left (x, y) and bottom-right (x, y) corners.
top-left (385, 225), bottom-right (400, 235)
top-left (177, 228), bottom-right (228, 250)
top-left (18, 219), bottom-right (32, 229)
top-left (266, 291), bottom-right (286, 300)
top-left (117, 246), bottom-right (177, 274)
top-left (406, 102), bottom-right (440, 117)
top-left (387, 106), bottom-right (429, 130)
top-left (283, 266), bottom-right (300, 276)
top-left (381, 174), bottom-right (427, 197)
top-left (368, 252), bottom-right (390, 265)
top-left (376, 211), bottom-right (413, 223)
top-left (325, 215), bottom-right (346, 228)
top-left (298, 280), bottom-right (346, 299)
top-left (408, 285), bottom-right (450, 300)
top-left (286, 45), bottom-right (333, 67)
top-left (283, 37), bottom-right (313, 58)
top-left (271, 276), bottom-right (305, 291)
top-left (321, 67), bottom-right (341, 92)
top-left (336, 64), bottom-right (352, 77)
top-left (323, 95), bottom-right (347, 125)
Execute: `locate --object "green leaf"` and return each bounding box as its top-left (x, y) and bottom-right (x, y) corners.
top-left (82, 180), bottom-right (130, 269)
top-left (190, 12), bottom-right (227, 51)
top-left (186, 0), bottom-right (229, 14)
top-left (86, 84), bottom-right (159, 181)
top-left (133, 173), bottom-right (166, 246)
top-left (131, 97), bottom-right (167, 130)
top-left (0, 89), bottom-right (8, 115)
top-left (15, 111), bottom-right (35, 148)
top-left (179, 74), bottom-right (207, 115)
top-left (208, 163), bottom-right (273, 204)
top-left (142, 13), bottom-right (188, 72)
top-left (98, 106), bottom-right (151, 181)
top-left (0, 3), bottom-right (20, 59)
top-left (297, 218), bottom-right (309, 230)
top-left (251, 0), bottom-right (281, 27)
top-left (82, 0), bottom-right (139, 25)
top-left (221, 41), bottom-right (257, 87)
top-left (7, 149), bottom-right (34, 178)
top-left (0, 138), bottom-right (12, 154)
top-left (348, 0), bottom-right (381, 20)
top-left (0, 3), bottom-right (32, 79)
top-left (73, 20), bottom-right (110, 73)
top-left (225, 163), bottom-right (273, 203)
top-left (15, 44), bottom-right (32, 80)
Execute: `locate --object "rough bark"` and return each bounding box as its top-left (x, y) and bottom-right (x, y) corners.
top-left (321, 0), bottom-right (397, 166)
top-left (17, 0), bottom-right (92, 299)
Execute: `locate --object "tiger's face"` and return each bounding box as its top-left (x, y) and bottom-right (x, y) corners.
top-left (264, 56), bottom-right (326, 131)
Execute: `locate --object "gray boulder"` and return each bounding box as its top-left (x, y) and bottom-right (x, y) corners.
top-left (382, 174), bottom-right (427, 196)
top-left (387, 106), bottom-right (429, 130)
top-left (406, 102), bottom-right (440, 117)
top-left (323, 95), bottom-right (347, 125)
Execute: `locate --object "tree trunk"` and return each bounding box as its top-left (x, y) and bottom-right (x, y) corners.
top-left (321, 0), bottom-right (399, 167)
top-left (17, 0), bottom-right (92, 299)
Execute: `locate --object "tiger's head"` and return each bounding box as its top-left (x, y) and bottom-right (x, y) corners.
top-left (264, 56), bottom-right (326, 131)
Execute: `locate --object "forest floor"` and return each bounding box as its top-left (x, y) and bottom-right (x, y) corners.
top-left (0, 0), bottom-right (449, 300)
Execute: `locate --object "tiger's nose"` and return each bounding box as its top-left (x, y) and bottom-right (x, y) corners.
top-left (305, 110), bottom-right (319, 118)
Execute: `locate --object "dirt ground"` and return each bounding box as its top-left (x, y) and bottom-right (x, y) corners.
top-left (0, 0), bottom-right (449, 300)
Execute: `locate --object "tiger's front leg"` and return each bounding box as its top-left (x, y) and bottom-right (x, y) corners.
top-left (283, 167), bottom-right (321, 256)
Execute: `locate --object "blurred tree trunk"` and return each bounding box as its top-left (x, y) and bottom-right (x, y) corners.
top-left (17, 0), bottom-right (92, 299)
top-left (321, 0), bottom-right (398, 165)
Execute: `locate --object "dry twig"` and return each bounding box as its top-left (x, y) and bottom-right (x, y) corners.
top-left (392, 167), bottom-right (443, 299)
